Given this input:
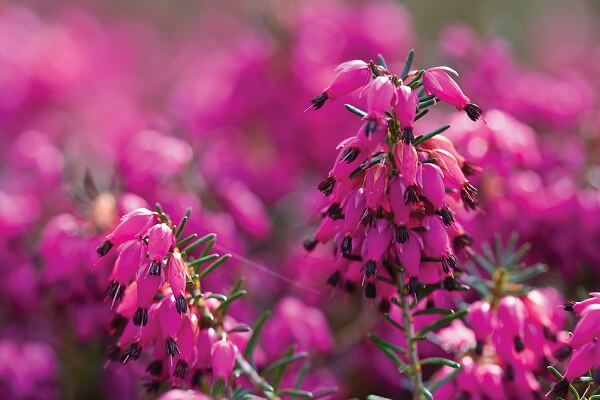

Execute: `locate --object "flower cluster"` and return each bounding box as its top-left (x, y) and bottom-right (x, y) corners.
top-left (97, 207), bottom-right (244, 388)
top-left (305, 53), bottom-right (481, 305)
top-left (551, 293), bottom-right (600, 397)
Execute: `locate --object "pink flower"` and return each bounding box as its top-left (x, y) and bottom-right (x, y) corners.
top-left (394, 85), bottom-right (418, 143)
top-left (97, 208), bottom-right (156, 256)
top-left (147, 223), bottom-right (175, 276)
top-left (108, 239), bottom-right (145, 306)
top-left (210, 340), bottom-right (238, 381)
top-left (310, 60), bottom-right (370, 110)
top-left (423, 67), bottom-right (482, 121)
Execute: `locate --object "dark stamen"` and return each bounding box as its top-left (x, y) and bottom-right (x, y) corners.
top-left (165, 338), bottom-right (180, 357)
top-left (303, 238), bottom-right (318, 251)
top-left (360, 208), bottom-right (374, 227)
top-left (133, 307), bottom-right (149, 326)
top-left (551, 379), bottom-right (569, 398)
top-left (396, 225), bottom-right (409, 244)
top-left (146, 360), bottom-right (163, 377)
top-left (310, 92), bottom-right (328, 110)
top-left (401, 127), bottom-right (414, 144)
top-left (340, 235), bottom-right (353, 256)
top-left (174, 360), bottom-right (189, 379)
top-left (460, 183), bottom-right (478, 210)
top-left (326, 271), bottom-right (342, 287)
top-left (362, 260), bottom-right (377, 278)
top-left (96, 240), bottom-right (113, 256)
top-left (175, 294), bottom-right (188, 314)
top-left (341, 147), bottom-right (360, 163)
top-left (464, 103), bottom-right (482, 121)
top-left (514, 336), bottom-right (524, 352)
top-left (404, 184), bottom-right (420, 205)
top-left (438, 207), bottom-right (454, 226)
top-left (461, 161), bottom-right (480, 176)
top-left (344, 281), bottom-right (356, 293)
top-left (378, 299), bottom-right (391, 313)
top-left (148, 260), bottom-right (161, 276)
top-left (318, 176), bottom-right (336, 196)
top-left (327, 203), bottom-right (344, 220)
top-left (121, 342), bottom-right (142, 363)
top-left (408, 277), bottom-right (419, 295)
top-left (563, 301), bottom-right (575, 312)
top-left (365, 119), bottom-right (378, 136)
top-left (453, 234), bottom-right (473, 251)
top-left (504, 365), bottom-right (514, 382)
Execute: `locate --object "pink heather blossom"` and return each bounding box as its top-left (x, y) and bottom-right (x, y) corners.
top-left (97, 208), bottom-right (156, 256)
top-left (423, 67), bottom-right (482, 121)
top-left (394, 85), bottom-right (418, 143)
top-left (158, 389), bottom-right (211, 400)
top-left (108, 239), bottom-right (144, 306)
top-left (210, 340), bottom-right (238, 381)
top-left (310, 60), bottom-right (371, 110)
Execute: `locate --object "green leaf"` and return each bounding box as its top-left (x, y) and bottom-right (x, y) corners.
top-left (344, 103), bottom-right (367, 118)
top-left (368, 332), bottom-right (407, 355)
top-left (367, 396), bottom-right (392, 400)
top-left (412, 125), bottom-right (450, 146)
top-left (418, 94), bottom-right (436, 103)
top-left (420, 357), bottom-right (460, 369)
top-left (176, 233), bottom-right (197, 249)
top-left (401, 49), bottom-right (415, 78)
top-left (413, 308), bottom-right (455, 317)
top-left (471, 252), bottom-right (496, 275)
top-left (200, 238), bottom-right (216, 257)
top-left (368, 333), bottom-right (408, 370)
top-left (481, 242), bottom-right (497, 266)
top-left (369, 60), bottom-right (380, 77)
top-left (228, 324), bottom-right (252, 333)
top-left (244, 310), bottom-right (272, 365)
top-left (198, 254), bottom-right (231, 280)
top-left (265, 346), bottom-right (299, 389)
top-left (188, 253), bottom-right (220, 270)
top-left (277, 389), bottom-right (313, 399)
top-left (420, 386), bottom-right (434, 400)
top-left (414, 109), bottom-right (429, 121)
top-left (508, 263), bottom-right (548, 283)
top-left (417, 97), bottom-right (437, 110)
top-left (377, 53), bottom-right (388, 70)
top-left (214, 289), bottom-right (247, 314)
top-left (504, 242), bottom-right (531, 266)
top-left (263, 353), bottom-right (308, 376)
top-left (416, 309), bottom-right (467, 337)
top-left (427, 366), bottom-right (462, 393)
top-left (174, 208), bottom-right (191, 239)
top-left (383, 313), bottom-right (404, 331)
top-left (292, 362), bottom-right (311, 400)
top-left (547, 366), bottom-right (580, 400)
top-left (182, 233), bottom-right (217, 255)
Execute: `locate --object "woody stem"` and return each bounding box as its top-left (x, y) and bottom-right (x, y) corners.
top-left (395, 268), bottom-right (424, 400)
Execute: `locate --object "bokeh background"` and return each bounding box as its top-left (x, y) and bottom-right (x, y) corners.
top-left (1, 0), bottom-right (600, 398)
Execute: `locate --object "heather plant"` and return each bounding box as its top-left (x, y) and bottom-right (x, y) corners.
top-left (304, 50), bottom-right (484, 399)
top-left (96, 205), bottom-right (336, 399)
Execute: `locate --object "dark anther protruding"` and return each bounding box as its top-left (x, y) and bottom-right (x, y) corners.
top-left (146, 360), bottom-right (163, 377)
top-left (396, 225), bottom-right (409, 244)
top-left (401, 128), bottom-right (414, 144)
top-left (475, 341), bottom-right (484, 356)
top-left (554, 345), bottom-right (572, 360)
top-left (133, 307), bottom-right (149, 326)
top-left (148, 260), bottom-right (161, 276)
top-left (318, 176), bottom-right (336, 196)
top-left (453, 234), bottom-right (473, 251)
top-left (327, 203), bottom-right (344, 220)
top-left (378, 299), bottom-right (391, 314)
top-left (165, 338), bottom-right (180, 357)
top-left (96, 240), bottom-right (113, 256)
top-left (340, 235), bottom-right (353, 257)
top-left (121, 342), bottom-right (142, 363)
top-left (310, 92), bottom-right (328, 110)
top-left (360, 208), bottom-right (374, 227)
top-left (175, 294), bottom-right (188, 314)
top-left (365, 282), bottom-right (377, 298)
top-left (110, 314), bottom-right (128, 335)
top-left (408, 277), bottom-right (419, 295)
top-left (191, 370), bottom-right (203, 387)
top-left (365, 119), bottom-right (378, 136)
top-left (362, 260), bottom-right (377, 278)
top-left (465, 103), bottom-right (482, 121)
top-left (460, 183), bottom-right (478, 210)
top-left (404, 184), bottom-right (420, 205)
top-left (504, 365), bottom-right (515, 382)
top-left (174, 359), bottom-right (189, 379)
top-left (303, 237), bottom-right (318, 251)
top-left (441, 255), bottom-right (458, 273)
top-left (107, 281), bottom-right (124, 303)
top-left (593, 368), bottom-right (600, 385)
top-left (439, 207), bottom-right (454, 226)
top-left (326, 271), bottom-right (342, 287)
top-left (344, 281), bottom-right (356, 293)
top-left (514, 336), bottom-right (524, 353)
top-left (341, 147), bottom-right (360, 163)
top-left (551, 379), bottom-right (569, 399)
top-left (563, 301), bottom-right (575, 312)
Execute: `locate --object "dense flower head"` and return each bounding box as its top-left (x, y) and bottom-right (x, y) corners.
top-left (305, 52), bottom-right (482, 303)
top-left (435, 288), bottom-right (565, 399)
top-left (97, 207), bottom-right (249, 388)
top-left (550, 293), bottom-right (600, 398)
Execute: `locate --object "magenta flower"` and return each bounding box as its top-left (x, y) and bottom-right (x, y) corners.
top-left (310, 60), bottom-right (371, 110)
top-left (394, 85), bottom-right (418, 143)
top-left (210, 340), bottom-right (238, 381)
top-left (97, 208), bottom-right (157, 256)
top-left (423, 67), bottom-right (482, 121)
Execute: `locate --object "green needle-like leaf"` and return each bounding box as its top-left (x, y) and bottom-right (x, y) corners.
top-left (412, 125), bottom-right (450, 146)
top-left (427, 366), bottom-right (462, 393)
top-left (420, 357), bottom-right (460, 369)
top-left (244, 310), bottom-right (272, 365)
top-left (416, 309), bottom-right (467, 337)
top-left (344, 103), bottom-right (367, 118)
top-left (401, 49), bottom-right (415, 78)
